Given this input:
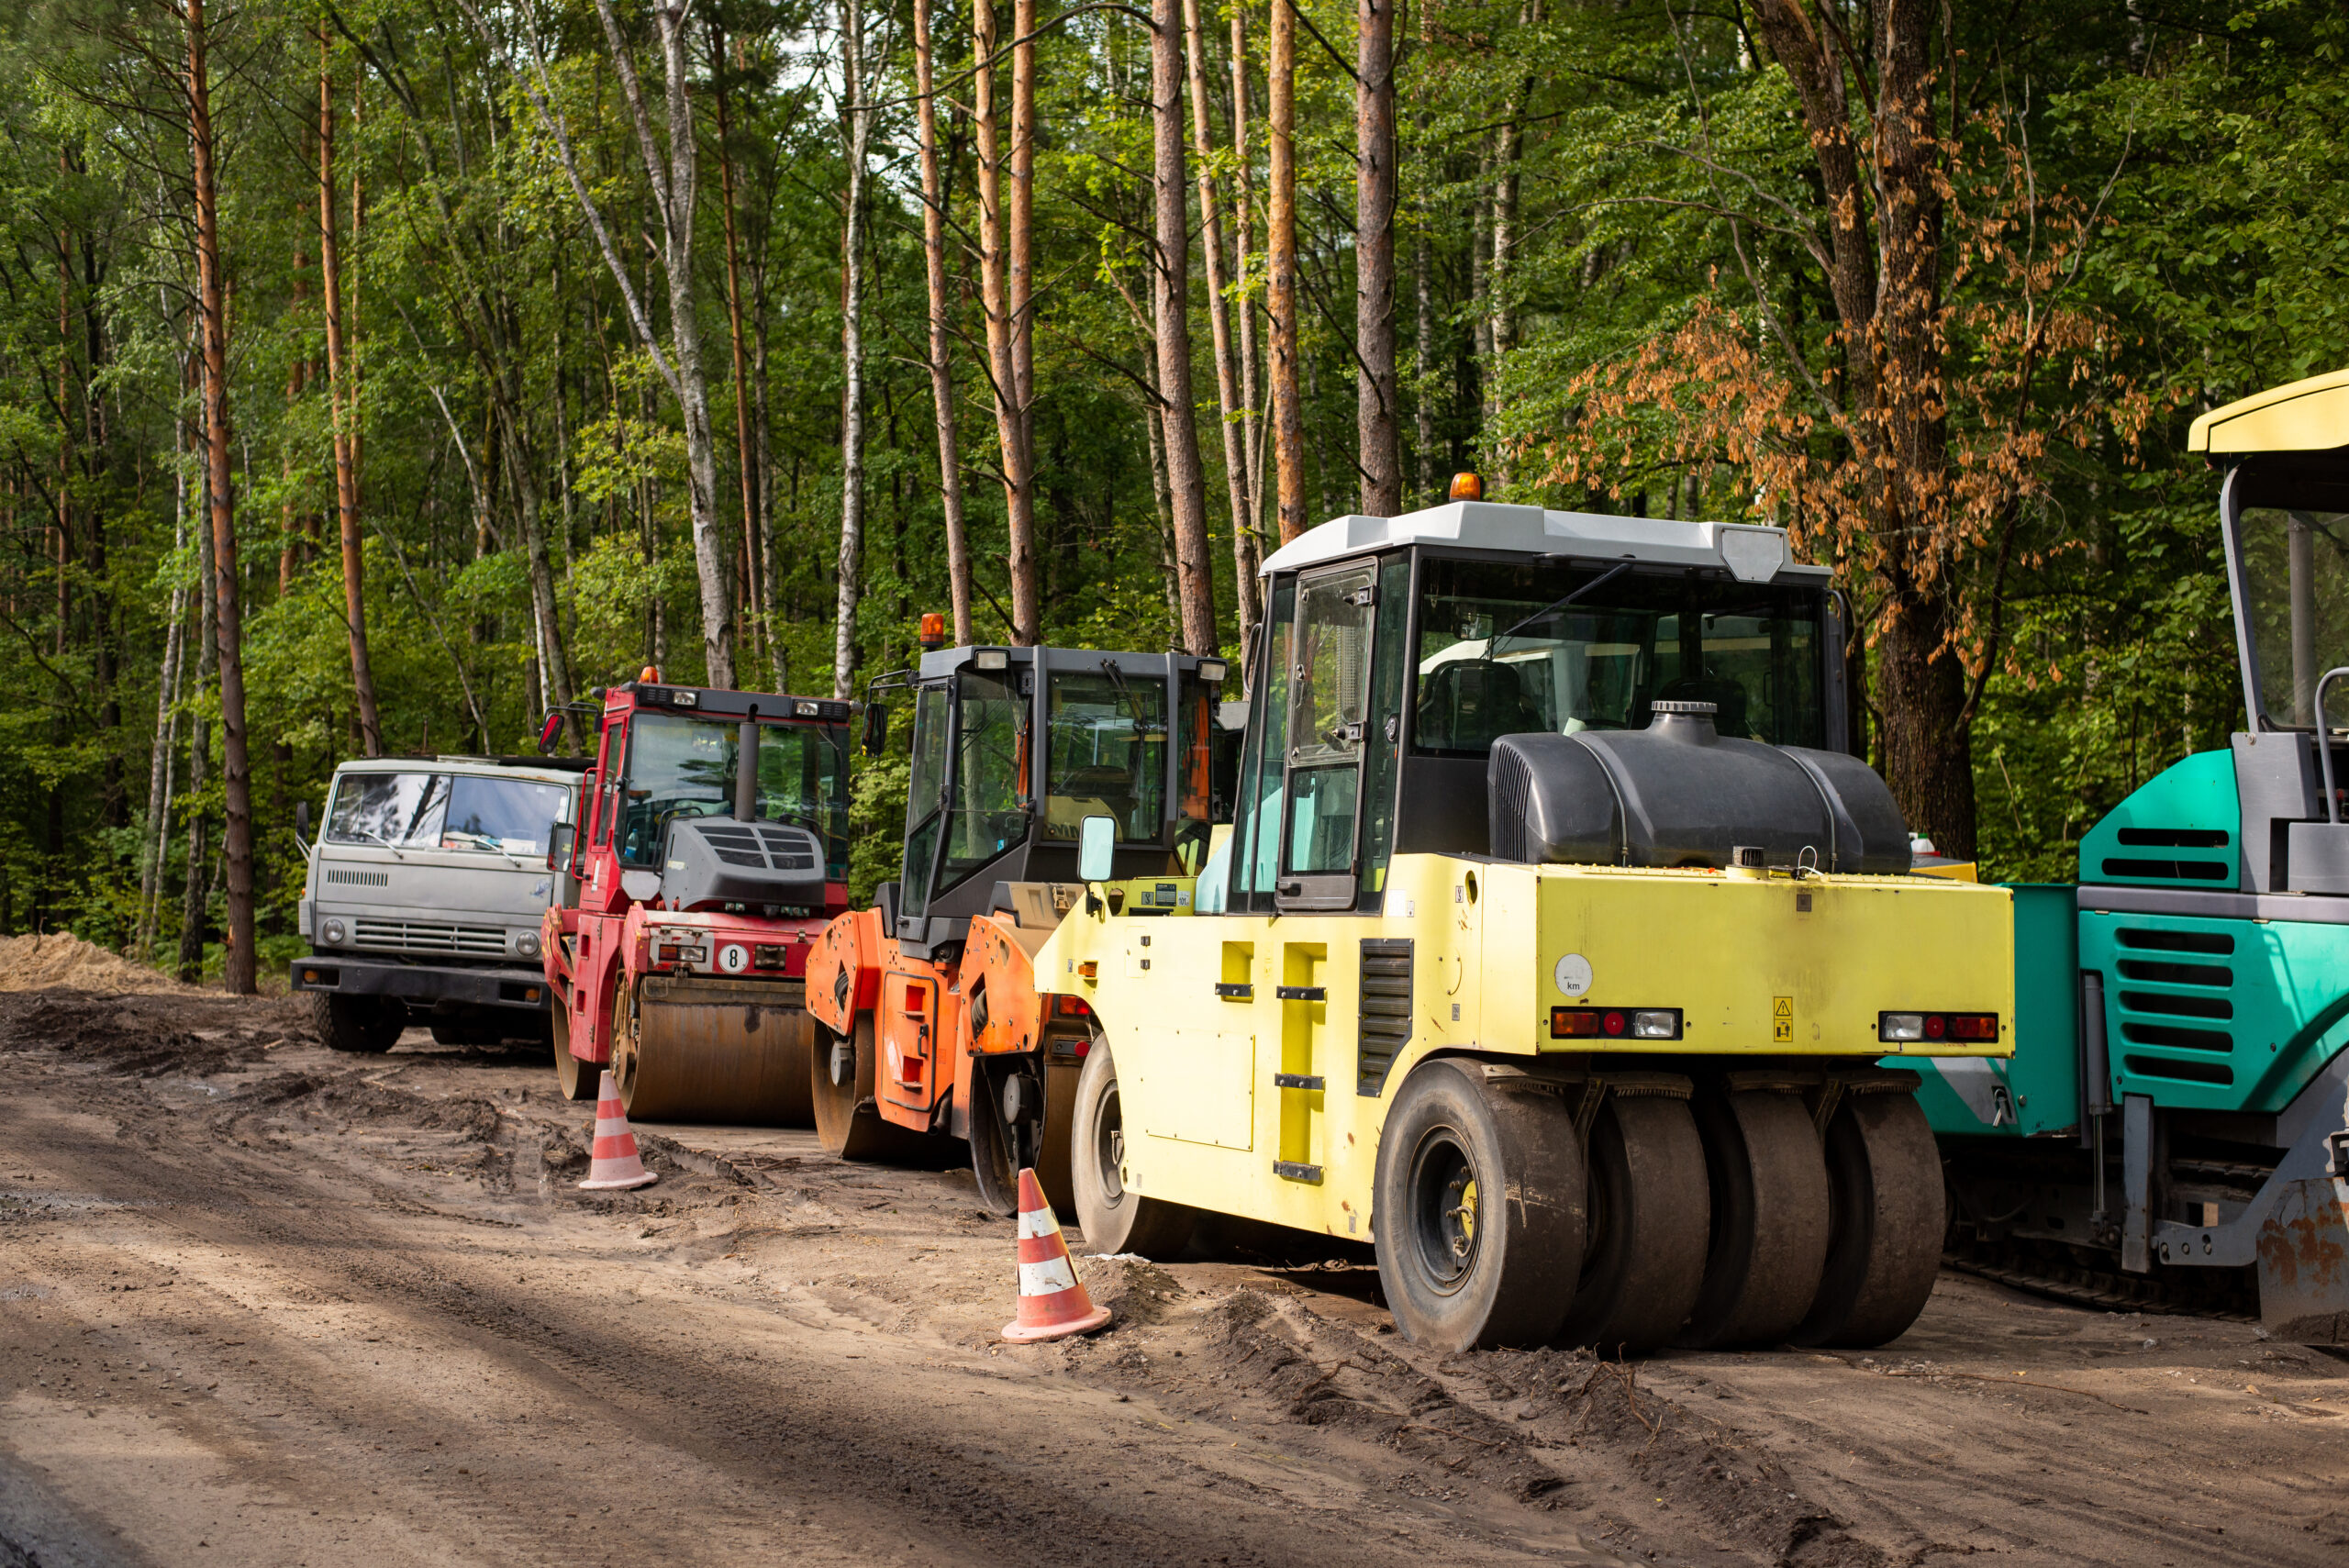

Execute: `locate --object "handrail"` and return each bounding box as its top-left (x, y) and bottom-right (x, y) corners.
top-left (2317, 666), bottom-right (2349, 823)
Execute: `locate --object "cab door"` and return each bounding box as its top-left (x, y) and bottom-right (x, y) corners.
top-left (1276, 563), bottom-right (1378, 911)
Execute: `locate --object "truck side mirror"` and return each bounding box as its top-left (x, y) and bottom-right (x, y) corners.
top-left (295, 800), bottom-right (311, 850)
top-left (1077, 815), bottom-right (1116, 884)
top-left (862, 702), bottom-right (888, 757)
top-left (538, 710), bottom-right (564, 755)
top-left (547, 821), bottom-right (575, 874)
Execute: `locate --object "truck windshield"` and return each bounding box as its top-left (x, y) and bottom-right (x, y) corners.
top-left (328, 772), bottom-right (570, 853)
top-left (618, 714), bottom-right (852, 875)
top-left (2231, 468), bottom-right (2349, 729)
top-left (1412, 556), bottom-right (1826, 753)
top-left (1045, 667), bottom-right (1168, 842)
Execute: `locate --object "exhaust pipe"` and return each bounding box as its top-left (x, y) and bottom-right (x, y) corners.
top-left (736, 707), bottom-right (760, 822)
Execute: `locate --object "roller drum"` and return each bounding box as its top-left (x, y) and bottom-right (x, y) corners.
top-left (614, 973), bottom-right (817, 1126)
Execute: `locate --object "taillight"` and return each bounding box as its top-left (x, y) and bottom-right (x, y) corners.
top-left (1552, 1006), bottom-right (1681, 1041)
top-left (1881, 1011), bottom-right (1998, 1043)
top-left (1055, 995), bottom-right (1092, 1017)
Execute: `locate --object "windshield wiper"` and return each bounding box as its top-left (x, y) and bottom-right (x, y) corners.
top-left (1490, 561), bottom-right (1634, 652)
top-left (346, 828), bottom-right (406, 860)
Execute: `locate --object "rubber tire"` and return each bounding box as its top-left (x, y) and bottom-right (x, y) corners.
top-left (1068, 1038), bottom-right (1196, 1258)
top-left (809, 1017), bottom-right (933, 1162)
top-left (313, 993), bottom-right (401, 1054)
top-left (967, 1060), bottom-right (1041, 1218)
top-left (1556, 1094), bottom-right (1710, 1356)
top-left (1794, 1091), bottom-right (1946, 1349)
top-left (1678, 1090), bottom-right (1831, 1350)
top-left (551, 1005), bottom-right (601, 1103)
top-left (1372, 1060), bottom-right (1586, 1353)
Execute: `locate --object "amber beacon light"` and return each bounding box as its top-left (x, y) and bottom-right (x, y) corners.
top-left (918, 612), bottom-right (948, 651)
top-left (1448, 471), bottom-right (1484, 502)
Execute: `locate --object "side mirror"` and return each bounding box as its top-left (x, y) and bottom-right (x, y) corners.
top-left (547, 821), bottom-right (576, 874)
top-left (295, 800), bottom-right (311, 840)
top-left (862, 702), bottom-right (888, 757)
top-left (1077, 814), bottom-right (1117, 884)
top-left (538, 710), bottom-right (564, 755)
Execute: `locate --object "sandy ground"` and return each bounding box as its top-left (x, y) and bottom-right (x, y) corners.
top-left (3, 987), bottom-right (2347, 1568)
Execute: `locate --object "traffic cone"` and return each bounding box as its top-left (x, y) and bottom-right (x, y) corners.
top-left (578, 1071), bottom-right (658, 1191)
top-left (1002, 1167), bottom-right (1112, 1342)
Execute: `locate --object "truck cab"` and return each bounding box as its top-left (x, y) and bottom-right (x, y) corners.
top-left (295, 755), bottom-right (588, 1051)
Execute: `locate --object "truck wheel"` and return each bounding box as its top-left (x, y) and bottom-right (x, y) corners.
top-left (1678, 1090), bottom-right (1831, 1350)
top-left (1373, 1060), bottom-right (1586, 1352)
top-left (1794, 1092), bottom-right (1945, 1349)
top-left (1556, 1094), bottom-right (1709, 1355)
top-left (1069, 1039), bottom-right (1195, 1259)
top-left (551, 1004), bottom-right (600, 1102)
top-left (313, 993), bottom-right (401, 1054)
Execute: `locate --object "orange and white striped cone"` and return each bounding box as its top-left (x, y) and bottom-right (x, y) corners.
top-left (578, 1071), bottom-right (658, 1191)
top-left (1002, 1167), bottom-right (1112, 1342)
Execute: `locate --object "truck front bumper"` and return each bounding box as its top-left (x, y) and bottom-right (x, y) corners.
top-left (291, 954), bottom-right (553, 1012)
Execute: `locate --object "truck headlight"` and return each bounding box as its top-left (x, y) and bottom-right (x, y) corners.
top-left (516, 931), bottom-right (542, 960)
top-left (321, 917), bottom-right (347, 946)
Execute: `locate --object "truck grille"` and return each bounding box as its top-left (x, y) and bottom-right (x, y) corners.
top-left (353, 918), bottom-right (507, 957)
top-left (2112, 925), bottom-right (2235, 1086)
top-left (1358, 939), bottom-right (1413, 1096)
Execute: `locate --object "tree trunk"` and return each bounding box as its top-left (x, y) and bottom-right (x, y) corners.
top-left (1183, 0), bottom-right (1259, 647)
top-left (1152, 0), bottom-right (1217, 654)
top-left (974, 0), bottom-right (1041, 643)
top-left (1747, 0), bottom-right (1973, 856)
top-left (915, 0), bottom-right (974, 645)
top-left (833, 0), bottom-right (870, 700)
top-left (1228, 2), bottom-right (1265, 560)
top-left (713, 21), bottom-right (766, 680)
top-left (1355, 0), bottom-right (1399, 516)
top-left (187, 0), bottom-right (254, 995)
top-left (139, 361), bottom-right (192, 962)
top-left (1412, 2), bottom-right (1435, 506)
top-left (319, 35), bottom-right (382, 756)
top-left (1266, 0), bottom-right (1306, 542)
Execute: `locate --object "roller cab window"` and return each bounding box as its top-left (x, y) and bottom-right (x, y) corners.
top-left (1278, 564), bottom-right (1379, 910)
top-left (1412, 556), bottom-right (1826, 755)
top-left (617, 714), bottom-right (852, 877)
top-left (2228, 463), bottom-right (2349, 730)
top-left (900, 670), bottom-right (1027, 917)
top-left (1044, 665), bottom-right (1168, 844)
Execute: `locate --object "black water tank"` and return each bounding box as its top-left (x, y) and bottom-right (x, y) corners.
top-left (1487, 702), bottom-right (1910, 873)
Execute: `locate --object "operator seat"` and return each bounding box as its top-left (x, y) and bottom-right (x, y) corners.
top-left (1418, 659), bottom-right (1546, 751)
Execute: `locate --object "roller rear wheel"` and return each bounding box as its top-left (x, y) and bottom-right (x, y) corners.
top-left (1556, 1093), bottom-right (1709, 1356)
top-left (551, 1004), bottom-right (602, 1102)
top-left (1679, 1090), bottom-right (1831, 1350)
top-left (1794, 1092), bottom-right (1945, 1349)
top-left (811, 1017), bottom-right (934, 1161)
top-left (1373, 1061), bottom-right (1585, 1352)
top-left (1069, 1039), bottom-right (1196, 1258)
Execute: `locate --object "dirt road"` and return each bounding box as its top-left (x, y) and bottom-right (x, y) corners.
top-left (4, 987), bottom-right (2346, 1567)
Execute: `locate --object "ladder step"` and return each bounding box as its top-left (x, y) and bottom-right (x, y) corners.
top-left (1273, 1073), bottom-right (1325, 1091)
top-left (1274, 1161), bottom-right (1324, 1184)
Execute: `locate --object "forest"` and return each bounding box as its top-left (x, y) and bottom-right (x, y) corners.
top-left (0, 0), bottom-right (2341, 989)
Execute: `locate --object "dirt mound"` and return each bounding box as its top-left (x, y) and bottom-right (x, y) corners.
top-left (0, 988), bottom-right (308, 1078)
top-left (0, 933), bottom-right (200, 995)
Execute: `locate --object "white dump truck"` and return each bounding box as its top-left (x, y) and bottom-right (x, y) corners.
top-left (293, 754), bottom-right (588, 1052)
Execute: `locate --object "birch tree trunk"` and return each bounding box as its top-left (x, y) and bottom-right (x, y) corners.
top-left (915, 0), bottom-right (974, 645)
top-left (319, 35), bottom-right (383, 756)
top-left (1266, 0), bottom-right (1307, 543)
top-left (176, 462), bottom-right (216, 986)
top-left (1152, 0), bottom-right (1218, 654)
top-left (833, 0), bottom-right (870, 700)
top-left (1183, 0), bottom-right (1259, 647)
top-left (187, 0), bottom-right (254, 995)
top-left (712, 21), bottom-right (766, 676)
top-left (1355, 0), bottom-right (1400, 516)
